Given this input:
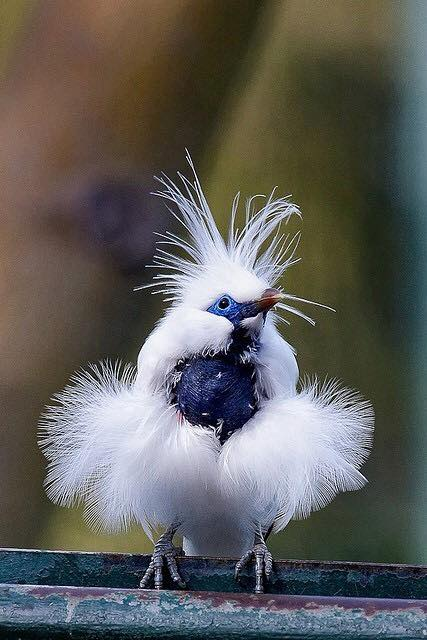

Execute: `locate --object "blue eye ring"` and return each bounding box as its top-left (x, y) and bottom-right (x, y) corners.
top-left (207, 294), bottom-right (238, 321)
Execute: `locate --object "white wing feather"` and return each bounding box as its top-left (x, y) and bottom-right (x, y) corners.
top-left (39, 362), bottom-right (136, 510)
top-left (220, 378), bottom-right (374, 533)
top-left (39, 361), bottom-right (220, 537)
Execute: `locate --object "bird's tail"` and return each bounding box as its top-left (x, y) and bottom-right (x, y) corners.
top-left (220, 377), bottom-right (375, 533)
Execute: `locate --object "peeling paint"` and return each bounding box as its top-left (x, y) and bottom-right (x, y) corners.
top-left (1, 583), bottom-right (426, 639)
top-left (0, 549), bottom-right (426, 638)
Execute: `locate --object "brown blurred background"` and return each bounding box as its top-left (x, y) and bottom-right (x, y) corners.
top-left (0, 0), bottom-right (425, 564)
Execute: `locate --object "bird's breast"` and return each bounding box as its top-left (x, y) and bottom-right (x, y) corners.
top-left (170, 354), bottom-right (258, 444)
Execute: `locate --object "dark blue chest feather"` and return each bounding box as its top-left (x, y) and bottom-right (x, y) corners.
top-left (171, 342), bottom-right (258, 444)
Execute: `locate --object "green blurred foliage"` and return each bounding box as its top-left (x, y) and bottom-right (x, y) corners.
top-left (0, 0), bottom-right (32, 78)
top-left (39, 508), bottom-right (152, 554)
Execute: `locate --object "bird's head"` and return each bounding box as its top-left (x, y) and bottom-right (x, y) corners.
top-left (137, 153), bottom-right (330, 353)
top-left (175, 257), bottom-right (287, 343)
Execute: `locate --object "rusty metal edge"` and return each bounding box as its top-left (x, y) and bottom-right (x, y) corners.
top-left (0, 582), bottom-right (426, 639)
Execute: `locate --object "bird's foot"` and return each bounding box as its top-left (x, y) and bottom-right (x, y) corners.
top-left (139, 528), bottom-right (185, 590)
top-left (235, 541), bottom-right (273, 594)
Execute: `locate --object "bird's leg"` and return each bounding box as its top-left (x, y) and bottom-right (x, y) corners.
top-left (139, 522), bottom-right (185, 590)
top-left (234, 527), bottom-right (273, 594)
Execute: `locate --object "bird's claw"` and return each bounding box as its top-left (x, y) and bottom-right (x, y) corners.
top-left (235, 542), bottom-right (273, 594)
top-left (139, 542), bottom-right (186, 590)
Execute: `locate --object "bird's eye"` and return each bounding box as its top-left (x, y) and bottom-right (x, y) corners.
top-left (218, 296), bottom-right (230, 310)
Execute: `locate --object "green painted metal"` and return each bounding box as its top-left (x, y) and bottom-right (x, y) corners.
top-left (0, 549), bottom-right (426, 639)
top-left (0, 583), bottom-right (426, 639)
top-left (1, 548), bottom-right (426, 599)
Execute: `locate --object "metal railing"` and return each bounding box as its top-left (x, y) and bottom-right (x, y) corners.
top-left (0, 548), bottom-right (426, 638)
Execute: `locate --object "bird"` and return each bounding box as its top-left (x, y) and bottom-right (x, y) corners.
top-left (39, 153), bottom-right (374, 594)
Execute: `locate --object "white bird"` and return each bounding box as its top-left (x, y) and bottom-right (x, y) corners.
top-left (39, 154), bottom-right (374, 594)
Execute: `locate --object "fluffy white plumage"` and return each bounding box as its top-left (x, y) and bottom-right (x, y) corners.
top-left (39, 154), bottom-right (374, 563)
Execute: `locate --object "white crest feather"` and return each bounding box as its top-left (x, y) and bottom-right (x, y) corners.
top-left (140, 151), bottom-right (302, 304)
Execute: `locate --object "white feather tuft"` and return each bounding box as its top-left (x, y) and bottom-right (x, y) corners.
top-left (220, 377), bottom-right (374, 534)
top-left (39, 361), bottom-right (138, 530)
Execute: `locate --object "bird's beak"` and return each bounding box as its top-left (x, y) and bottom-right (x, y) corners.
top-left (240, 288), bottom-right (284, 320)
top-left (254, 288), bottom-right (285, 312)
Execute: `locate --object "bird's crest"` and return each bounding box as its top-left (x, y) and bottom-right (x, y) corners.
top-left (139, 152), bottom-right (332, 325)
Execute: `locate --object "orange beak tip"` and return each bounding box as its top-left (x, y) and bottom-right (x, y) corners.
top-left (256, 288), bottom-right (285, 312)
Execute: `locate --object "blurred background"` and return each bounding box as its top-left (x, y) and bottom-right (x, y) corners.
top-left (0, 0), bottom-right (425, 564)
